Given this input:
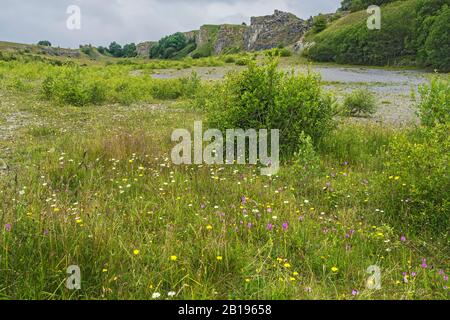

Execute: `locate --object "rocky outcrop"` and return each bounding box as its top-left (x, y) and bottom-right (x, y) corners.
top-left (38, 46), bottom-right (81, 58)
top-left (136, 41), bottom-right (156, 58)
top-left (214, 24), bottom-right (246, 54)
top-left (182, 30), bottom-right (198, 43)
top-left (138, 10), bottom-right (316, 56)
top-left (243, 10), bottom-right (311, 51)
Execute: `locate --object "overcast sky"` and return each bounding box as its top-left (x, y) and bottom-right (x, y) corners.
top-left (0, 0), bottom-right (341, 48)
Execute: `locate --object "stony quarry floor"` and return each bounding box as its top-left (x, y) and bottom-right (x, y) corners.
top-left (151, 62), bottom-right (430, 126)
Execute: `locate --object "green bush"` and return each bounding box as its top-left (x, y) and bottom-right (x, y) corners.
top-left (422, 4), bottom-right (450, 72)
top-left (205, 56), bottom-right (336, 156)
top-left (40, 64), bottom-right (199, 106)
top-left (41, 66), bottom-right (107, 106)
top-left (417, 76), bottom-right (450, 126)
top-left (312, 14), bottom-right (328, 33)
top-left (381, 124), bottom-right (449, 234)
top-left (344, 89), bottom-right (377, 117)
top-left (224, 56), bottom-right (236, 63)
top-left (235, 58), bottom-right (249, 66)
top-left (291, 132), bottom-right (322, 184)
top-left (37, 40), bottom-right (51, 47)
top-left (310, 0), bottom-right (449, 70)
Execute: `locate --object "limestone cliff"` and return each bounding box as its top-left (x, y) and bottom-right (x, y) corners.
top-left (136, 41), bottom-right (156, 58)
top-left (243, 10), bottom-right (311, 51)
top-left (138, 10), bottom-right (315, 57)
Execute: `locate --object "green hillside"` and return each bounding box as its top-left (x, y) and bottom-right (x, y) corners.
top-left (305, 0), bottom-right (450, 71)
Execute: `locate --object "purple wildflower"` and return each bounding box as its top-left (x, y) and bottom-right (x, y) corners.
top-left (352, 289), bottom-right (359, 296)
top-left (5, 223), bottom-right (11, 232)
top-left (267, 223), bottom-right (274, 231)
top-left (282, 222), bottom-right (289, 231)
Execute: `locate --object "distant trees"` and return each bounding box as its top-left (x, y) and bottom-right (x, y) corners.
top-left (340, 0), bottom-right (397, 12)
top-left (150, 32), bottom-right (190, 59)
top-left (38, 40), bottom-right (52, 47)
top-left (123, 43), bottom-right (138, 58)
top-left (108, 41), bottom-right (123, 57)
top-left (312, 14), bottom-right (328, 33)
top-left (102, 41), bottom-right (137, 58)
top-left (308, 0), bottom-right (450, 71)
top-left (415, 1), bottom-right (450, 71)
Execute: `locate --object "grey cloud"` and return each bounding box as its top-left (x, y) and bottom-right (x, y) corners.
top-left (0, 0), bottom-right (341, 48)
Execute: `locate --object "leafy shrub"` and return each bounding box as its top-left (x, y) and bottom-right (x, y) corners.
top-left (224, 56), bottom-right (236, 63)
top-left (108, 42), bottom-right (123, 58)
top-left (205, 56), bottom-right (335, 156)
top-left (42, 66), bottom-right (108, 106)
top-left (417, 76), bottom-right (450, 126)
top-left (312, 14), bottom-right (328, 33)
top-left (291, 133), bottom-right (322, 183)
top-left (235, 58), bottom-right (249, 66)
top-left (380, 124), bottom-right (449, 234)
top-left (311, 0), bottom-right (449, 70)
top-left (414, 1), bottom-right (450, 72)
top-left (344, 89), bottom-right (377, 117)
top-left (37, 40), bottom-right (51, 47)
top-left (150, 33), bottom-right (192, 59)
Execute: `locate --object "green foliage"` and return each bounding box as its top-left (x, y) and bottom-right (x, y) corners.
top-left (417, 76), bottom-right (450, 127)
top-left (341, 0), bottom-right (397, 12)
top-left (291, 132), bottom-right (322, 184)
top-left (80, 45), bottom-right (100, 60)
top-left (307, 1), bottom-right (417, 66)
top-left (381, 124), bottom-right (450, 234)
top-left (108, 41), bottom-right (123, 58)
top-left (205, 56), bottom-right (336, 156)
top-left (105, 42), bottom-right (138, 58)
top-left (42, 66), bottom-right (108, 106)
top-left (122, 43), bottom-right (138, 58)
top-left (312, 14), bottom-right (328, 33)
top-left (39, 64), bottom-right (202, 106)
top-left (311, 0), bottom-right (450, 70)
top-left (223, 56), bottom-right (236, 63)
top-left (344, 89), bottom-right (377, 117)
top-left (37, 40), bottom-right (52, 47)
top-left (191, 25), bottom-right (220, 59)
top-left (150, 33), bottom-right (193, 59)
top-left (421, 4), bottom-right (450, 72)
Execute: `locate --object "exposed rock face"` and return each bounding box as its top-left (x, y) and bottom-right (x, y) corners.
top-left (183, 30), bottom-right (198, 43)
top-left (243, 10), bottom-right (310, 51)
top-left (138, 9), bottom-right (315, 56)
top-left (136, 41), bottom-right (156, 58)
top-left (214, 24), bottom-right (246, 54)
top-left (38, 46), bottom-right (81, 58)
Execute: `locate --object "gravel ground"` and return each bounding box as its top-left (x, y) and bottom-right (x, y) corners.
top-left (151, 64), bottom-right (429, 126)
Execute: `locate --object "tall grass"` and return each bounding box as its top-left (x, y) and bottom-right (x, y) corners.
top-left (0, 58), bottom-right (448, 300)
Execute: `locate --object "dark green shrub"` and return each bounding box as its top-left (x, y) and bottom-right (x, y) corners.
top-left (344, 89), bottom-right (377, 117)
top-left (37, 40), bottom-right (51, 47)
top-left (123, 43), bottom-right (137, 58)
top-left (224, 56), bottom-right (236, 63)
top-left (417, 76), bottom-right (450, 127)
top-left (422, 5), bottom-right (450, 72)
top-left (381, 123), bottom-right (449, 235)
top-left (312, 14), bottom-right (328, 33)
top-left (235, 58), bottom-right (249, 66)
top-left (205, 56), bottom-right (336, 156)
